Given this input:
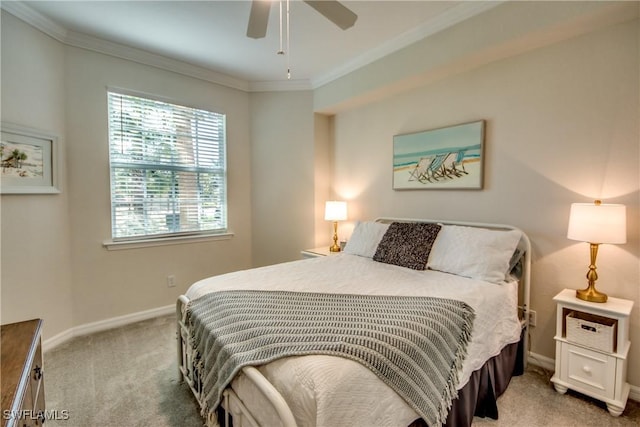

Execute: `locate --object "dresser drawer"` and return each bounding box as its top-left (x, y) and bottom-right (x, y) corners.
top-left (1, 319), bottom-right (45, 427)
top-left (561, 343), bottom-right (616, 399)
top-left (29, 341), bottom-right (45, 418)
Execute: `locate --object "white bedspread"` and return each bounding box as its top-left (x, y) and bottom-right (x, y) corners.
top-left (186, 254), bottom-right (521, 427)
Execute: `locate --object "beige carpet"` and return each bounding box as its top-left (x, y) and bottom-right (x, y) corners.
top-left (44, 314), bottom-right (640, 427)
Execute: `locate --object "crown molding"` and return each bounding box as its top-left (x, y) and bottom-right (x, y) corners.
top-left (64, 30), bottom-right (250, 92)
top-left (1, 0), bottom-right (68, 42)
top-left (310, 1), bottom-right (504, 88)
top-left (3, 0), bottom-right (502, 93)
top-left (249, 79), bottom-right (313, 92)
top-left (1, 1), bottom-right (251, 92)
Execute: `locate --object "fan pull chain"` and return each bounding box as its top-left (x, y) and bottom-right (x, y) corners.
top-left (286, 0), bottom-right (291, 79)
top-left (277, 0), bottom-right (291, 79)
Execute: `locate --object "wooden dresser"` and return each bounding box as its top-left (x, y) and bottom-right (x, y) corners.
top-left (1, 319), bottom-right (45, 427)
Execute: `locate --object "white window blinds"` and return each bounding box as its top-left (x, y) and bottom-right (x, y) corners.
top-left (108, 91), bottom-right (227, 240)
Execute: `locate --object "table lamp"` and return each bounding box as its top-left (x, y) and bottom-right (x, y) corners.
top-left (324, 201), bottom-right (347, 252)
top-left (567, 200), bottom-right (626, 303)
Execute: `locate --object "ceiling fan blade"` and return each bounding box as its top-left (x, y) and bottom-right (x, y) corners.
top-left (303, 0), bottom-right (357, 30)
top-left (247, 0), bottom-right (271, 39)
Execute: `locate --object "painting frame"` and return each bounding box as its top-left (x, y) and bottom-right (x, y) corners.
top-left (393, 120), bottom-right (485, 190)
top-left (1, 122), bottom-right (61, 194)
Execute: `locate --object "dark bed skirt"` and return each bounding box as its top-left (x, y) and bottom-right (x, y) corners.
top-left (410, 330), bottom-right (524, 427)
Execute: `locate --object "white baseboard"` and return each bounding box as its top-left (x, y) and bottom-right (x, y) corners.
top-left (528, 351), bottom-right (640, 403)
top-left (527, 351), bottom-right (555, 371)
top-left (43, 304), bottom-right (174, 352)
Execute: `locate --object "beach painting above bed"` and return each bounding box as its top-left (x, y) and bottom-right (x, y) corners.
top-left (393, 120), bottom-right (485, 190)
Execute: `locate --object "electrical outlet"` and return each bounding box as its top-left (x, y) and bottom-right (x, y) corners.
top-left (529, 310), bottom-right (537, 327)
top-left (167, 275), bottom-right (176, 288)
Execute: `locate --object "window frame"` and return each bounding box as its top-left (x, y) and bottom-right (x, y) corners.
top-left (105, 88), bottom-right (229, 246)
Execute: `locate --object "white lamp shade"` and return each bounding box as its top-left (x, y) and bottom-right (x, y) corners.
top-left (324, 201), bottom-right (347, 221)
top-left (567, 202), bottom-right (626, 244)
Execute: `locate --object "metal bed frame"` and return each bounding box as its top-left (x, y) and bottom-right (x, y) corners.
top-left (176, 218), bottom-right (532, 427)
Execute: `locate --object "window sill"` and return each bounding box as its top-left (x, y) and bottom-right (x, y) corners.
top-left (103, 232), bottom-right (234, 251)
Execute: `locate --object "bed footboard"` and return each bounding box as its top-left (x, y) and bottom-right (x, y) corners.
top-left (176, 295), bottom-right (297, 427)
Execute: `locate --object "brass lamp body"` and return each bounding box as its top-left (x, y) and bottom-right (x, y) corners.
top-left (329, 221), bottom-right (341, 252)
top-left (576, 242), bottom-right (607, 303)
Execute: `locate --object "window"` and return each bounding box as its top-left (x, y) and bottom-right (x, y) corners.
top-left (107, 91), bottom-right (227, 240)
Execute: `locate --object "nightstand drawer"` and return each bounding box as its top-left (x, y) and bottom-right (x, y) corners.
top-left (552, 289), bottom-right (633, 416)
top-left (561, 344), bottom-right (616, 399)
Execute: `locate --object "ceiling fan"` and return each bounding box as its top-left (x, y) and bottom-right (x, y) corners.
top-left (246, 0), bottom-right (358, 39)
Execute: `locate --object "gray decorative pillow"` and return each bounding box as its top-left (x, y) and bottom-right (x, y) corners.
top-left (373, 222), bottom-right (442, 270)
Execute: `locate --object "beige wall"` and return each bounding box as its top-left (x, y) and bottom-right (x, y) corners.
top-left (313, 113), bottom-right (333, 246)
top-left (1, 11), bottom-right (254, 336)
top-left (1, 0), bottom-right (639, 393)
top-left (1, 12), bottom-right (74, 339)
top-left (327, 19), bottom-right (640, 386)
top-left (249, 91), bottom-right (317, 267)
top-left (63, 47), bottom-right (253, 327)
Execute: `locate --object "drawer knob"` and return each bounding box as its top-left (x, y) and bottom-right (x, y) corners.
top-left (33, 365), bottom-right (43, 380)
top-left (582, 365), bottom-right (592, 374)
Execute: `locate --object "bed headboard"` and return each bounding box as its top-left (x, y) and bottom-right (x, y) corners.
top-left (374, 217), bottom-right (532, 366)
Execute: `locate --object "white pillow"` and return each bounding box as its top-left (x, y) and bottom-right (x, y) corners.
top-left (427, 225), bottom-right (522, 284)
top-left (343, 221), bottom-right (390, 258)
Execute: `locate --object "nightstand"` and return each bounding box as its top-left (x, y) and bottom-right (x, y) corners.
top-left (550, 289), bottom-right (633, 416)
top-left (301, 247), bottom-right (340, 258)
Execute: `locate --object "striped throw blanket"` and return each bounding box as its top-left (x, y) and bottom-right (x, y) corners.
top-left (187, 290), bottom-right (475, 426)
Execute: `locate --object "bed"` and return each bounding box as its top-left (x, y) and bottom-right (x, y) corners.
top-left (177, 218), bottom-right (532, 427)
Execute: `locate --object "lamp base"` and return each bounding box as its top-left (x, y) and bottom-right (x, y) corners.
top-left (575, 243), bottom-right (607, 303)
top-left (576, 285), bottom-right (608, 303)
top-left (329, 220), bottom-right (341, 252)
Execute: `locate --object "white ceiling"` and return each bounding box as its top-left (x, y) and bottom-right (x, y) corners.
top-left (8, 1), bottom-right (501, 89)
